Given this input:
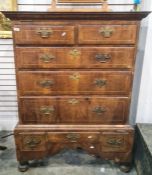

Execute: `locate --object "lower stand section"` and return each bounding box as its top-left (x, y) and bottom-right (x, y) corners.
top-left (14, 124), bottom-right (134, 173)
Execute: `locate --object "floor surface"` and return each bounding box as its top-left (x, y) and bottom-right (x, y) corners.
top-left (0, 131), bottom-right (137, 175)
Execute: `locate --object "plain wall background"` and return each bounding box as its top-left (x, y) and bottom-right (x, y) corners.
top-left (0, 0), bottom-right (151, 130)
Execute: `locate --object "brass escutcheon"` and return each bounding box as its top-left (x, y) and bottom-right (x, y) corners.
top-left (39, 54), bottom-right (55, 63)
top-left (68, 99), bottom-right (79, 105)
top-left (69, 73), bottom-right (80, 80)
top-left (38, 80), bottom-right (54, 88)
top-left (40, 106), bottom-right (55, 115)
top-left (107, 138), bottom-right (123, 147)
top-left (69, 49), bottom-right (81, 58)
top-left (94, 79), bottom-right (107, 87)
top-left (25, 137), bottom-right (41, 149)
top-left (66, 133), bottom-right (80, 142)
top-left (36, 28), bottom-right (53, 38)
top-left (99, 26), bottom-right (114, 38)
top-left (95, 54), bottom-right (111, 63)
top-left (92, 106), bottom-right (106, 115)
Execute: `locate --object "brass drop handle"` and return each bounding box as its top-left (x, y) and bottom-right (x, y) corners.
top-left (95, 54), bottom-right (111, 63)
top-left (36, 28), bottom-right (53, 38)
top-left (99, 27), bottom-right (114, 38)
top-left (66, 133), bottom-right (80, 142)
top-left (38, 80), bottom-right (54, 88)
top-left (92, 107), bottom-right (106, 115)
top-left (40, 106), bottom-right (55, 115)
top-left (25, 137), bottom-right (41, 149)
top-left (107, 138), bottom-right (123, 147)
top-left (39, 54), bottom-right (55, 63)
top-left (94, 79), bottom-right (107, 88)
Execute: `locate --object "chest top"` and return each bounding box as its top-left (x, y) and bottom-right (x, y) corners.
top-left (2, 11), bottom-right (150, 21)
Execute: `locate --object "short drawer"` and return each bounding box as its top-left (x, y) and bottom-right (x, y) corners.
top-left (47, 132), bottom-right (99, 143)
top-left (101, 131), bottom-right (134, 153)
top-left (13, 25), bottom-right (75, 45)
top-left (18, 71), bottom-right (132, 96)
top-left (16, 47), bottom-right (135, 69)
top-left (19, 97), bottom-right (129, 124)
top-left (15, 132), bottom-right (47, 151)
top-left (78, 24), bottom-right (137, 45)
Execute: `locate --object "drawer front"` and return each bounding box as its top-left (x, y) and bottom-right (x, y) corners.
top-left (16, 47), bottom-right (135, 69)
top-left (19, 98), bottom-right (57, 124)
top-left (14, 25), bottom-right (75, 45)
top-left (18, 71), bottom-right (132, 95)
top-left (78, 25), bottom-right (137, 45)
top-left (19, 97), bottom-right (129, 124)
top-left (101, 131), bottom-right (134, 153)
top-left (16, 132), bottom-right (46, 151)
top-left (47, 132), bottom-right (99, 143)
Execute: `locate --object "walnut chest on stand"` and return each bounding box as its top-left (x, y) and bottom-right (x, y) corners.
top-left (3, 11), bottom-right (149, 172)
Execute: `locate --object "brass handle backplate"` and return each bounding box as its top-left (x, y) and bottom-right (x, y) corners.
top-left (92, 107), bottom-right (106, 115)
top-left (25, 137), bottom-right (41, 149)
top-left (40, 106), bottom-right (55, 115)
top-left (38, 80), bottom-right (54, 88)
top-left (66, 133), bottom-right (80, 142)
top-left (107, 138), bottom-right (123, 147)
top-left (94, 79), bottom-right (107, 88)
top-left (36, 28), bottom-right (53, 38)
top-left (95, 54), bottom-right (111, 63)
top-left (39, 54), bottom-right (55, 63)
top-left (99, 27), bottom-right (114, 38)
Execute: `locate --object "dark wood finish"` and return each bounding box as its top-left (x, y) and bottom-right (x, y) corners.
top-left (19, 97), bottom-right (130, 124)
top-left (6, 11), bottom-right (149, 171)
top-left (16, 47), bottom-right (135, 69)
top-left (3, 11), bottom-right (150, 20)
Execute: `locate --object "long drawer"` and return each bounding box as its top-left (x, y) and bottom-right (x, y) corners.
top-left (19, 97), bottom-right (129, 124)
top-left (16, 47), bottom-right (135, 69)
top-left (18, 71), bottom-right (132, 95)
